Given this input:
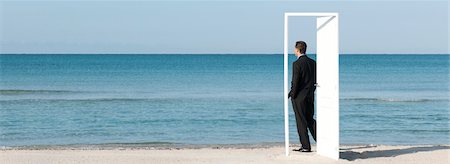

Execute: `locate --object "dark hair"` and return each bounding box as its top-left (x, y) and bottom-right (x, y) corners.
top-left (295, 41), bottom-right (307, 54)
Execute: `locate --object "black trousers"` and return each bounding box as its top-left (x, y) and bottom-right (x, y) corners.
top-left (291, 95), bottom-right (317, 149)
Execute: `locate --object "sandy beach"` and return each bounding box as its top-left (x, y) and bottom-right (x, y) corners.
top-left (1, 144), bottom-right (449, 164)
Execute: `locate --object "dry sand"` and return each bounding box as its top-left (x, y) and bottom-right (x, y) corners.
top-left (1, 144), bottom-right (449, 164)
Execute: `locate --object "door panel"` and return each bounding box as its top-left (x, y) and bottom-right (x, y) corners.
top-left (316, 15), bottom-right (340, 160)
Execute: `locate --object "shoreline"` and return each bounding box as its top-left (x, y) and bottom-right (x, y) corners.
top-left (1, 142), bottom-right (285, 150)
top-left (3, 143), bottom-right (449, 150)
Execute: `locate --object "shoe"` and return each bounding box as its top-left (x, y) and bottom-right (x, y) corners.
top-left (292, 148), bottom-right (312, 152)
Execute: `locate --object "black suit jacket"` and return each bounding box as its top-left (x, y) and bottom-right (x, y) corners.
top-left (289, 55), bottom-right (316, 100)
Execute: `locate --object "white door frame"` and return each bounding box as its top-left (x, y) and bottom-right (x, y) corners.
top-left (283, 12), bottom-right (340, 160)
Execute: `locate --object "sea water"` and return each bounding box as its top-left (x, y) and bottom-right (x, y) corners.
top-left (0, 54), bottom-right (448, 146)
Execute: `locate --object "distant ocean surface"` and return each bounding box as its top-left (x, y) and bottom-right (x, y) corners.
top-left (0, 54), bottom-right (449, 147)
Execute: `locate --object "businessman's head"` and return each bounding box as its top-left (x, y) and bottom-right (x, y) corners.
top-left (294, 41), bottom-right (307, 57)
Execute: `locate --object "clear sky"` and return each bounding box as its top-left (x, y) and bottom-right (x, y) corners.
top-left (0, 0), bottom-right (448, 54)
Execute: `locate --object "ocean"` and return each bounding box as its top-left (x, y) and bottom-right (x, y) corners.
top-left (0, 54), bottom-right (448, 147)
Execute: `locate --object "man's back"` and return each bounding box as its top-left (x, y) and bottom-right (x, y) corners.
top-left (292, 55), bottom-right (316, 99)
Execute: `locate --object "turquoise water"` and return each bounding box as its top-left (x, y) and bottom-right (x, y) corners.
top-left (0, 54), bottom-right (449, 146)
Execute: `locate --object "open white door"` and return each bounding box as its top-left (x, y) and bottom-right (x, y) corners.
top-left (284, 12), bottom-right (339, 160)
top-left (316, 15), bottom-right (340, 160)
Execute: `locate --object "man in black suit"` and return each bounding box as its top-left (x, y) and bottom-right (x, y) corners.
top-left (288, 41), bottom-right (317, 152)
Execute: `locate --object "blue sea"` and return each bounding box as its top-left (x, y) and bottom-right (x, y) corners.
top-left (0, 54), bottom-right (449, 147)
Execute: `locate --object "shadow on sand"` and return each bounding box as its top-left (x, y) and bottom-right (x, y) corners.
top-left (340, 145), bottom-right (450, 161)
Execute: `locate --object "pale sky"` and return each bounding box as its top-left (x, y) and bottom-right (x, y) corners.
top-left (0, 0), bottom-right (448, 54)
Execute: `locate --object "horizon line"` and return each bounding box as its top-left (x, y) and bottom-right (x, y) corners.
top-left (1, 53), bottom-right (449, 55)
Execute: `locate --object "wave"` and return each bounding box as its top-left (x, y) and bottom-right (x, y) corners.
top-left (2, 97), bottom-right (448, 102)
top-left (343, 129), bottom-right (450, 133)
top-left (0, 97), bottom-right (178, 103)
top-left (1, 89), bottom-right (448, 103)
top-left (0, 89), bottom-right (82, 95)
top-left (341, 98), bottom-right (449, 102)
